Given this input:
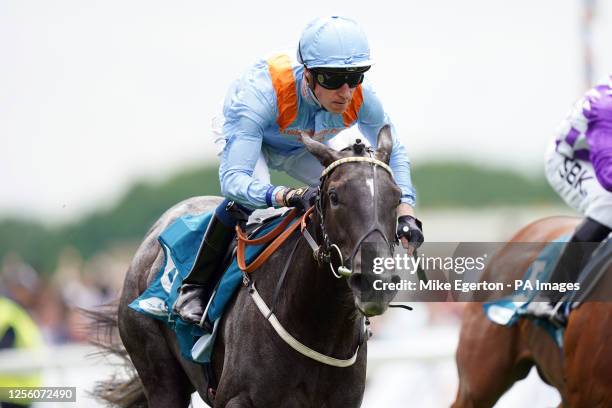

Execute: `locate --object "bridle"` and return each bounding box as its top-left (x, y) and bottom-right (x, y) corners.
top-left (302, 151), bottom-right (397, 278)
top-left (242, 148), bottom-right (401, 368)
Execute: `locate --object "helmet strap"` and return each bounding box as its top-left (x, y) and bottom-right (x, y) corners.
top-left (302, 68), bottom-right (325, 111)
top-left (303, 68), bottom-right (315, 90)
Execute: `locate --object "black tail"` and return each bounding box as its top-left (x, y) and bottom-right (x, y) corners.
top-left (84, 302), bottom-right (147, 408)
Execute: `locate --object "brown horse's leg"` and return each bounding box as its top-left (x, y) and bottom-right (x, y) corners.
top-left (452, 304), bottom-right (532, 408)
top-left (564, 304), bottom-right (612, 408)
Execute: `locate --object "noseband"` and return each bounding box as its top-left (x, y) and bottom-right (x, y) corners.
top-left (302, 153), bottom-right (396, 278)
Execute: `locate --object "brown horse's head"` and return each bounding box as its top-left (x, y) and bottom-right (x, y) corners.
top-left (300, 126), bottom-right (401, 317)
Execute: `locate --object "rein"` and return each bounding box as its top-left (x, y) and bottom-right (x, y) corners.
top-left (234, 154), bottom-right (394, 367)
top-left (235, 208), bottom-right (302, 273)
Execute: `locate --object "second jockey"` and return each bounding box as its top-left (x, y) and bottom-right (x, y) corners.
top-left (173, 16), bottom-right (424, 326)
top-left (527, 74), bottom-right (612, 326)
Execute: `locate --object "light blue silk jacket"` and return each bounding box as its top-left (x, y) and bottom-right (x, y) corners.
top-left (218, 52), bottom-right (416, 209)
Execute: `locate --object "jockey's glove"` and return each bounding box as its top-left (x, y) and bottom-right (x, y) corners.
top-left (397, 215), bottom-right (424, 248)
top-left (282, 186), bottom-right (318, 211)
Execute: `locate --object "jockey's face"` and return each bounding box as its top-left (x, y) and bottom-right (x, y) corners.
top-left (305, 69), bottom-right (355, 114)
top-left (314, 82), bottom-right (355, 114)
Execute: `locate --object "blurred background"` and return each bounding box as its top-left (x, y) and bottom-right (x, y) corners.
top-left (1, 0), bottom-right (610, 406)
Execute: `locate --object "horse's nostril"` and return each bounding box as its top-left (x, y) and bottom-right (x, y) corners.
top-left (391, 275), bottom-right (401, 284)
top-left (359, 302), bottom-right (386, 317)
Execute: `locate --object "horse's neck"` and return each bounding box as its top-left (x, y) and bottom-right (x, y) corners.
top-left (270, 228), bottom-right (362, 355)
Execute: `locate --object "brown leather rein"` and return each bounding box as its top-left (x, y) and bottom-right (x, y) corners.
top-left (235, 207), bottom-right (314, 273)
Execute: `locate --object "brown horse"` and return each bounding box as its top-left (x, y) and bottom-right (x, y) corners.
top-left (452, 216), bottom-right (612, 407)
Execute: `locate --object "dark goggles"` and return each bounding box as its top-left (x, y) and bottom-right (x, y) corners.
top-left (310, 67), bottom-right (369, 90)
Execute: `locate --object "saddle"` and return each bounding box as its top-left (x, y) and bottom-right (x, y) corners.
top-left (129, 207), bottom-right (300, 327)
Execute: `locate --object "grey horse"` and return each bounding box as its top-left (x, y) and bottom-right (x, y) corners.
top-left (92, 126), bottom-right (402, 407)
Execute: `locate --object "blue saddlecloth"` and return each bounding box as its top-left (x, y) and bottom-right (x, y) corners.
top-left (483, 236), bottom-right (569, 346)
top-left (129, 211), bottom-right (294, 362)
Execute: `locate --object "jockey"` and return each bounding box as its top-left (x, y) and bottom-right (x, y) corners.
top-left (173, 16), bottom-right (424, 326)
top-left (528, 74), bottom-right (612, 326)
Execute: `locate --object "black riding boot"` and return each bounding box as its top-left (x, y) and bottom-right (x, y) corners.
top-left (173, 213), bottom-right (237, 325)
top-left (528, 217), bottom-right (611, 326)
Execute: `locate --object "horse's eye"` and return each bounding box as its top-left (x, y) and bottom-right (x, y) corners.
top-left (329, 191), bottom-right (339, 206)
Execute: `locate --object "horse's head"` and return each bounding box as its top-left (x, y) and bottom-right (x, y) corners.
top-left (300, 126), bottom-right (401, 317)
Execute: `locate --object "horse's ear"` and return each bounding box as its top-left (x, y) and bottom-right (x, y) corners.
top-left (299, 132), bottom-right (341, 167)
top-left (375, 125), bottom-right (393, 164)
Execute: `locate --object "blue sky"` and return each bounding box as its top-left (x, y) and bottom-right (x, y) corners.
top-left (1, 0), bottom-right (611, 222)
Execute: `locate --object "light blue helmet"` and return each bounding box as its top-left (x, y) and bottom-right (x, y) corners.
top-left (297, 16), bottom-right (374, 70)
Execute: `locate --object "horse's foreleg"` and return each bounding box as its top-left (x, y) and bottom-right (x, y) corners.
top-left (452, 304), bottom-right (532, 408)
